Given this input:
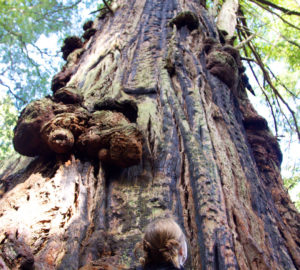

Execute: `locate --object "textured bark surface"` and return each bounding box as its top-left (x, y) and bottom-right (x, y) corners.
top-left (0, 0), bottom-right (299, 269)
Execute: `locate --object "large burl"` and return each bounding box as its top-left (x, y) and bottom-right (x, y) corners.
top-left (13, 88), bottom-right (143, 168)
top-left (77, 110), bottom-right (143, 168)
top-left (203, 38), bottom-right (244, 94)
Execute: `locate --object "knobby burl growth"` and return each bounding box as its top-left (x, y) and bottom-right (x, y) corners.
top-left (13, 86), bottom-right (143, 168)
top-left (52, 20), bottom-right (96, 92)
top-left (203, 37), bottom-right (245, 94)
top-left (14, 18), bottom-right (142, 169)
top-left (202, 37), bottom-right (282, 171)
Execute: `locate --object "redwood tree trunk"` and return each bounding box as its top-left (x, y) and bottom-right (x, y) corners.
top-left (0, 0), bottom-right (299, 269)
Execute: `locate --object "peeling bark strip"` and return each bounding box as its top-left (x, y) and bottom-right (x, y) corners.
top-left (216, 0), bottom-right (239, 40)
top-left (0, 0), bottom-right (299, 269)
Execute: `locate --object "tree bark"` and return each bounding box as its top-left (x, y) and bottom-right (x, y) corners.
top-left (0, 0), bottom-right (299, 269)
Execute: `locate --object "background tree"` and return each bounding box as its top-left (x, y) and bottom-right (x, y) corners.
top-left (0, 0), bottom-right (299, 269)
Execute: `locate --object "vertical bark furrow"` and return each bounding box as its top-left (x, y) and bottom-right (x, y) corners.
top-left (208, 79), bottom-right (275, 268)
top-left (160, 65), bottom-right (238, 268)
top-left (169, 22), bottom-right (241, 268)
top-left (205, 59), bottom-right (299, 269)
top-left (239, 100), bottom-right (300, 269)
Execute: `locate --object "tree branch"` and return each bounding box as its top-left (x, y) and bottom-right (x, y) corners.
top-left (249, 1), bottom-right (300, 31)
top-left (274, 94), bottom-right (295, 137)
top-left (241, 56), bottom-right (256, 62)
top-left (250, 0), bottom-right (300, 16)
top-left (0, 79), bottom-right (26, 104)
top-left (235, 33), bottom-right (256, 49)
top-left (280, 34), bottom-right (300, 49)
top-left (246, 56), bottom-right (279, 137)
top-left (237, 25), bottom-right (299, 140)
top-left (266, 66), bottom-right (299, 99)
top-left (239, 25), bottom-right (300, 140)
top-left (103, 0), bottom-right (113, 14)
top-left (34, 0), bottom-right (83, 22)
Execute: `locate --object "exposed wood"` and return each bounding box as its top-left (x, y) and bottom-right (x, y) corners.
top-left (210, 0), bottom-right (219, 17)
top-left (216, 0), bottom-right (239, 39)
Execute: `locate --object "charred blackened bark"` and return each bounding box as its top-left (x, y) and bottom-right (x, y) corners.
top-left (0, 0), bottom-right (299, 269)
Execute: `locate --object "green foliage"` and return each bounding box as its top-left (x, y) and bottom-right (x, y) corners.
top-left (97, 0), bottom-right (112, 10)
top-left (0, 0), bottom-right (76, 44)
top-left (94, 0), bottom-right (113, 17)
top-left (237, 0), bottom-right (300, 209)
top-left (238, 0), bottom-right (300, 141)
top-left (0, 0), bottom-right (95, 109)
top-left (0, 95), bottom-right (18, 160)
top-left (284, 175), bottom-right (299, 191)
top-left (283, 166), bottom-right (300, 212)
top-left (0, 0), bottom-right (98, 159)
top-left (295, 194), bottom-right (300, 211)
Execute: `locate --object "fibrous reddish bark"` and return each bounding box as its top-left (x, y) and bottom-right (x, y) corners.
top-left (0, 0), bottom-right (299, 269)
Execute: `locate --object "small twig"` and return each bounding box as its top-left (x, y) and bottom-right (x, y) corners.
top-left (250, 1), bottom-right (300, 31)
top-left (239, 4), bottom-right (300, 53)
top-left (241, 56), bottom-right (256, 62)
top-left (28, 42), bottom-right (44, 58)
top-left (0, 79), bottom-right (26, 104)
top-left (90, 7), bottom-right (105, 14)
top-left (103, 0), bottom-right (113, 14)
top-left (279, 34), bottom-right (300, 49)
top-left (250, 0), bottom-right (300, 16)
top-left (274, 94), bottom-right (295, 135)
top-left (236, 23), bottom-right (270, 44)
top-left (34, 0), bottom-right (83, 22)
top-left (21, 42), bottom-right (39, 70)
top-left (237, 13), bottom-right (300, 140)
top-left (240, 31), bottom-right (300, 140)
top-left (249, 43), bottom-right (299, 140)
top-left (0, 67), bottom-right (9, 76)
top-left (235, 33), bottom-right (256, 49)
top-left (247, 59), bottom-right (279, 136)
top-left (266, 66), bottom-right (299, 99)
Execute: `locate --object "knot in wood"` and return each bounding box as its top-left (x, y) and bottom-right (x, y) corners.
top-left (83, 20), bottom-right (93, 31)
top-left (13, 98), bottom-right (55, 156)
top-left (82, 28), bottom-right (96, 40)
top-left (203, 37), bottom-right (222, 54)
top-left (53, 87), bottom-right (83, 104)
top-left (46, 128), bottom-right (74, 154)
top-left (169, 11), bottom-right (199, 31)
top-left (51, 67), bottom-right (74, 93)
top-left (77, 111), bottom-right (143, 168)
